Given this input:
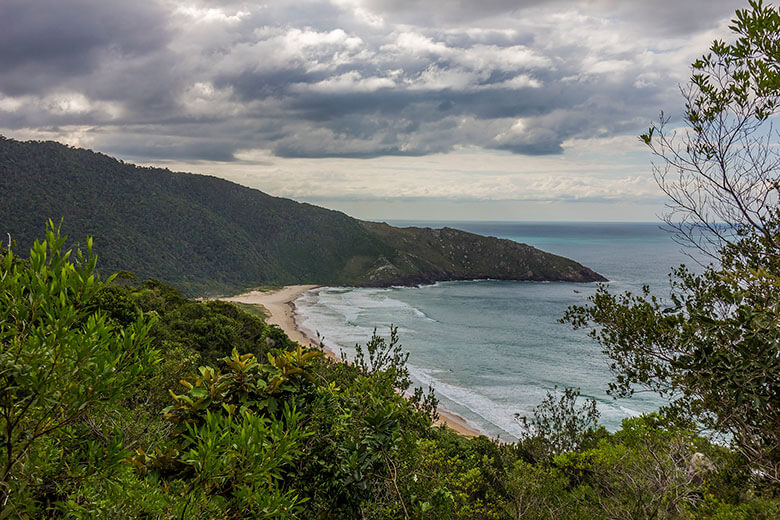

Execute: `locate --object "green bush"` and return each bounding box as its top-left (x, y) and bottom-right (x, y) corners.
top-left (0, 221), bottom-right (159, 515)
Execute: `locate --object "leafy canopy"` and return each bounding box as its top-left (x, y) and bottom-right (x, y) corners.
top-left (0, 221), bottom-right (158, 508)
top-left (568, 0), bottom-right (780, 486)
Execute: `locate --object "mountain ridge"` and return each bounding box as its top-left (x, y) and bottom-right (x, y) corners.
top-left (0, 136), bottom-right (605, 295)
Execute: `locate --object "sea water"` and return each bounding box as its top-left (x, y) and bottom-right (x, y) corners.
top-left (294, 222), bottom-right (703, 440)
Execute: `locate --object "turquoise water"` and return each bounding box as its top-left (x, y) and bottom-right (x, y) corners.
top-left (295, 222), bottom-right (702, 440)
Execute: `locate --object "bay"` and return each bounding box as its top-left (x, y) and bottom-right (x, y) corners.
top-left (295, 221), bottom-right (702, 440)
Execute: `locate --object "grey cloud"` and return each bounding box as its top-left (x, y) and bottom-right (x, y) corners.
top-left (0, 0), bottom-right (749, 162)
top-left (0, 0), bottom-right (169, 96)
top-left (603, 0), bottom-right (747, 36)
top-left (360, 0), bottom-right (745, 35)
top-left (359, 0), bottom-right (531, 24)
top-left (96, 131), bottom-right (240, 162)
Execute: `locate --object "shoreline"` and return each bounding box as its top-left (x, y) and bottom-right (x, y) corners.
top-left (227, 285), bottom-right (333, 357)
top-left (224, 285), bottom-right (481, 438)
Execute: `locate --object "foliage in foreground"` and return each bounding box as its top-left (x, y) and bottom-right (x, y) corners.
top-left (566, 0), bottom-right (780, 485)
top-left (564, 220), bottom-right (780, 484)
top-left (1, 224), bottom-right (777, 519)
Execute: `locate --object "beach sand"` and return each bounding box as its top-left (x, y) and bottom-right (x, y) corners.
top-left (227, 285), bottom-right (327, 352)
top-left (224, 286), bottom-right (481, 438)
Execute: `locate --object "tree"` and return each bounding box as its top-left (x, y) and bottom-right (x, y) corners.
top-left (565, 1), bottom-right (780, 485)
top-left (641, 0), bottom-right (780, 256)
top-left (515, 387), bottom-right (601, 462)
top-left (0, 221), bottom-right (158, 510)
top-left (127, 348), bottom-right (316, 518)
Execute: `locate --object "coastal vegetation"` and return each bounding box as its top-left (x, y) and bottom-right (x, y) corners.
top-left (1, 1), bottom-right (779, 518)
top-left (565, 0), bottom-right (780, 485)
top-left (1, 223), bottom-right (778, 518)
top-left (0, 136), bottom-right (603, 296)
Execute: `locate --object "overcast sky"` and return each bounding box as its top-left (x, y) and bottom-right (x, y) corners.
top-left (0, 0), bottom-right (747, 220)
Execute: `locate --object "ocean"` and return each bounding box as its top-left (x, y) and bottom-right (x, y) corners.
top-left (294, 221), bottom-right (703, 440)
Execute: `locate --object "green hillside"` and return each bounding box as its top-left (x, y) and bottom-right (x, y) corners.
top-left (360, 222), bottom-right (604, 285)
top-left (0, 136), bottom-right (604, 295)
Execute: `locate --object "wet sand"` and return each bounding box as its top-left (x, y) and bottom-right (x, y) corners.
top-left (224, 286), bottom-right (481, 438)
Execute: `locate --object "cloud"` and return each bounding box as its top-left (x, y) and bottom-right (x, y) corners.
top-left (154, 142), bottom-right (661, 205)
top-left (0, 0), bottom-right (747, 181)
top-left (0, 0), bottom-right (169, 96)
top-left (353, 0), bottom-right (743, 35)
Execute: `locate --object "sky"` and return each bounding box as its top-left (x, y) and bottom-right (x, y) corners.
top-left (0, 0), bottom-right (748, 221)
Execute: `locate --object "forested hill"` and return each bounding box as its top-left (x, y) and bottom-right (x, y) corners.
top-left (0, 136), bottom-right (605, 295)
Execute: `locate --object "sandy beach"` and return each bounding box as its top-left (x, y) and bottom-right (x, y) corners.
top-left (227, 285), bottom-right (327, 352)
top-left (224, 286), bottom-right (481, 438)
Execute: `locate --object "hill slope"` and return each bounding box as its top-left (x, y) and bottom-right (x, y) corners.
top-left (0, 136), bottom-right (605, 295)
top-left (359, 222), bottom-right (603, 285)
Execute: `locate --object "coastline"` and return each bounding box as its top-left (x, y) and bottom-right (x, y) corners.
top-left (224, 286), bottom-right (481, 438)
top-left (226, 285), bottom-right (333, 357)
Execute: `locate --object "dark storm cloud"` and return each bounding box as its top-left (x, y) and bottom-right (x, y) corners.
top-left (0, 0), bottom-right (748, 161)
top-left (362, 0), bottom-right (745, 35)
top-left (97, 132), bottom-right (238, 162)
top-left (0, 0), bottom-right (169, 96)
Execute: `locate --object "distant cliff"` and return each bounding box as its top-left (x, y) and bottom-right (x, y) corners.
top-left (0, 136), bottom-right (605, 295)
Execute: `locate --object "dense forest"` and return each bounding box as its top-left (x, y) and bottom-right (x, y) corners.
top-left (0, 136), bottom-right (603, 296)
top-left (0, 224), bottom-right (777, 518)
